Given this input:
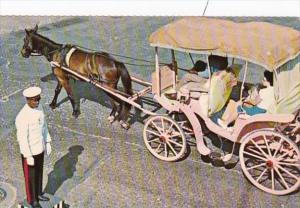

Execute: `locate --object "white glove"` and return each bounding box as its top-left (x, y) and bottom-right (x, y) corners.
top-left (27, 156), bottom-right (34, 166)
top-left (46, 143), bottom-right (52, 155)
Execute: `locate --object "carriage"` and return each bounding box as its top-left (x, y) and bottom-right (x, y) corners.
top-left (142, 17), bottom-right (300, 195)
top-left (22, 17), bottom-right (299, 195)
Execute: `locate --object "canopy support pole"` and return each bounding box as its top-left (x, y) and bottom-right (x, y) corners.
top-left (273, 68), bottom-right (279, 102)
top-left (155, 47), bottom-right (161, 96)
top-left (240, 61), bottom-right (248, 100)
top-left (171, 49), bottom-right (177, 89)
top-left (206, 54), bottom-right (212, 116)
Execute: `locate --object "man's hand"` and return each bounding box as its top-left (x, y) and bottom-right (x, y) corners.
top-left (46, 143), bottom-right (52, 155)
top-left (27, 156), bottom-right (34, 166)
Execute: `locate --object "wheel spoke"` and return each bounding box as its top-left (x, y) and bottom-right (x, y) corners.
top-left (247, 146), bottom-right (267, 157)
top-left (277, 161), bottom-right (300, 167)
top-left (271, 169), bottom-right (275, 190)
top-left (244, 150), bottom-right (267, 161)
top-left (166, 141), bottom-right (178, 156)
top-left (251, 138), bottom-right (269, 158)
top-left (168, 139), bottom-right (183, 147)
top-left (155, 143), bottom-right (162, 153)
top-left (276, 149), bottom-right (295, 161)
top-left (161, 117), bottom-right (165, 132)
top-left (263, 135), bottom-right (272, 156)
top-left (273, 138), bottom-right (283, 157)
top-left (164, 143), bottom-right (167, 158)
top-left (167, 122), bottom-right (174, 132)
top-left (146, 129), bottom-right (160, 137)
top-left (274, 167), bottom-right (290, 189)
top-left (169, 131), bottom-right (182, 138)
top-left (280, 158), bottom-right (299, 163)
top-left (277, 164), bottom-right (300, 180)
top-left (256, 168), bottom-right (268, 183)
top-left (247, 162), bottom-right (265, 170)
top-left (147, 137), bottom-right (160, 143)
top-left (151, 121), bottom-right (163, 134)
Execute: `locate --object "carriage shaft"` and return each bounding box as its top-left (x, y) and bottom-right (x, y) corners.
top-left (50, 61), bottom-right (157, 116)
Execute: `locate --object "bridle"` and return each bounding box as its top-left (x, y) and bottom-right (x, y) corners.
top-left (25, 45), bottom-right (61, 59)
top-left (23, 37), bottom-right (61, 58)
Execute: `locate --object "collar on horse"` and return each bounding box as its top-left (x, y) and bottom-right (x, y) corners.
top-left (30, 44), bottom-right (72, 63)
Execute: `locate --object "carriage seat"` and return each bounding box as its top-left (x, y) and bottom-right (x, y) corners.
top-left (151, 65), bottom-right (174, 94)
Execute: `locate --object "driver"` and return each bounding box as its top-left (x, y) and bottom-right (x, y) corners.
top-left (165, 59), bottom-right (208, 100)
top-left (165, 55), bottom-right (228, 100)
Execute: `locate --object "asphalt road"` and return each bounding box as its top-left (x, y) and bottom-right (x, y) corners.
top-left (0, 16), bottom-right (299, 207)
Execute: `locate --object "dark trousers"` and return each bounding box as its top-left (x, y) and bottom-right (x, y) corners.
top-left (21, 152), bottom-right (44, 204)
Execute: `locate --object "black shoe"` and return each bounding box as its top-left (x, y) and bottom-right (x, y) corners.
top-left (38, 194), bottom-right (50, 201)
top-left (31, 201), bottom-right (42, 208)
top-left (165, 92), bottom-right (177, 100)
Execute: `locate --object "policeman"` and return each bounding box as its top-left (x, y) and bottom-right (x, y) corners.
top-left (15, 86), bottom-right (52, 208)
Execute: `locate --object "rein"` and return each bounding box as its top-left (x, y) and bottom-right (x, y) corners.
top-left (74, 45), bottom-right (189, 72)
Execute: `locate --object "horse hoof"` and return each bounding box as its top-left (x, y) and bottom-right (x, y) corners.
top-left (107, 116), bottom-right (115, 123)
top-left (120, 120), bottom-right (130, 130)
top-left (72, 111), bottom-right (81, 118)
top-left (49, 103), bottom-right (56, 109)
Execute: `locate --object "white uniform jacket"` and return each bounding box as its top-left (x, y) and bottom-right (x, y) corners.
top-left (15, 104), bottom-right (51, 158)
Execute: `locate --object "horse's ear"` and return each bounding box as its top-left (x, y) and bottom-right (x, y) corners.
top-left (25, 28), bottom-right (29, 35)
top-left (33, 24), bottom-right (38, 33)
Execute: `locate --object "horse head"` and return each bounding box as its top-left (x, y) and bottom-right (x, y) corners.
top-left (21, 24), bottom-right (40, 58)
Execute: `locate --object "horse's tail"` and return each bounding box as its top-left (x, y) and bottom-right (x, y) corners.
top-left (117, 62), bottom-right (133, 96)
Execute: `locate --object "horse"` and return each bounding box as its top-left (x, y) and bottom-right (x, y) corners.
top-left (21, 25), bottom-right (133, 129)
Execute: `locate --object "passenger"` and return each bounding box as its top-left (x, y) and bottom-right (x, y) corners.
top-left (165, 55), bottom-right (228, 100)
top-left (208, 55), bottom-right (229, 74)
top-left (217, 70), bottom-right (275, 129)
top-left (165, 60), bottom-right (208, 100)
top-left (208, 66), bottom-right (238, 116)
top-left (175, 60), bottom-right (208, 91)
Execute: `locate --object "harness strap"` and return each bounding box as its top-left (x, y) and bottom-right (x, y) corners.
top-left (60, 44), bottom-right (69, 66)
top-left (91, 53), bottom-right (100, 80)
top-left (88, 52), bottom-right (118, 85)
top-left (85, 54), bottom-right (94, 80)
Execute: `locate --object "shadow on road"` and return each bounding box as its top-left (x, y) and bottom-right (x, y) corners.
top-left (41, 74), bottom-right (113, 109)
top-left (41, 73), bottom-right (159, 126)
top-left (44, 145), bottom-right (84, 195)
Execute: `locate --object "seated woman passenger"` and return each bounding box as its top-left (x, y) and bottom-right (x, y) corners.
top-left (218, 70), bottom-right (275, 129)
top-left (208, 66), bottom-right (238, 117)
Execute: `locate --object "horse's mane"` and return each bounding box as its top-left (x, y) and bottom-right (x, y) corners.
top-left (32, 32), bottom-right (62, 49)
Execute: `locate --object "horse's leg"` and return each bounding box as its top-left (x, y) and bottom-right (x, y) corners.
top-left (116, 62), bottom-right (133, 130)
top-left (105, 82), bottom-right (120, 123)
top-left (49, 81), bottom-right (62, 109)
top-left (58, 77), bottom-right (81, 118)
top-left (107, 94), bottom-right (120, 123)
top-left (119, 102), bottom-right (131, 130)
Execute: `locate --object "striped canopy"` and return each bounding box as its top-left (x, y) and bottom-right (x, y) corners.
top-left (149, 17), bottom-right (300, 71)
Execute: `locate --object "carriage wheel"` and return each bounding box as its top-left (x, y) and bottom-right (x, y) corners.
top-left (239, 129), bottom-right (300, 195)
top-left (143, 115), bottom-right (187, 162)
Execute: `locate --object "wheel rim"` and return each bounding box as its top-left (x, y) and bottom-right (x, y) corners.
top-left (240, 129), bottom-right (300, 195)
top-left (143, 116), bottom-right (186, 161)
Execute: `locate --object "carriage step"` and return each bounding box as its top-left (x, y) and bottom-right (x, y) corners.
top-left (18, 193), bottom-right (64, 208)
